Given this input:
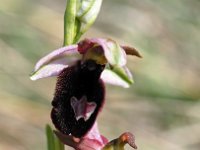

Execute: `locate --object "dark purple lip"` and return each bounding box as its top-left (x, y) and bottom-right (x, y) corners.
top-left (51, 60), bottom-right (105, 138)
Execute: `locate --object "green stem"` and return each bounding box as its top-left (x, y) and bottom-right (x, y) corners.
top-left (63, 0), bottom-right (77, 46)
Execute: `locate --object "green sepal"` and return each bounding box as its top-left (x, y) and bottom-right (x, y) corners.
top-left (76, 0), bottom-right (103, 38)
top-left (112, 66), bottom-right (134, 85)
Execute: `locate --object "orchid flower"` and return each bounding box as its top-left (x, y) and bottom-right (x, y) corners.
top-left (30, 38), bottom-right (141, 139)
top-left (30, 0), bottom-right (141, 149)
top-left (54, 122), bottom-right (137, 150)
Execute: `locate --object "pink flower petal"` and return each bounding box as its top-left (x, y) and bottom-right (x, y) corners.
top-left (30, 57), bottom-right (76, 80)
top-left (77, 137), bottom-right (103, 150)
top-left (85, 122), bottom-right (108, 145)
top-left (30, 45), bottom-right (79, 80)
top-left (101, 67), bottom-right (133, 88)
top-left (78, 122), bottom-right (108, 150)
top-left (35, 45), bottom-right (78, 71)
top-left (54, 122), bottom-right (107, 150)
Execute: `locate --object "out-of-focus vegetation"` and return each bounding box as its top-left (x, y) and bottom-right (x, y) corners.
top-left (0, 0), bottom-right (200, 150)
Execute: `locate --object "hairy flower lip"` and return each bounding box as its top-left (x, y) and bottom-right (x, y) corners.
top-left (51, 60), bottom-right (106, 138)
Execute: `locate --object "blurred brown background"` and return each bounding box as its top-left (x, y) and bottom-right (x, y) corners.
top-left (0, 0), bottom-right (200, 150)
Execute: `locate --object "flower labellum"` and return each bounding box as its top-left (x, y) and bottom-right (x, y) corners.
top-left (51, 60), bottom-right (105, 137)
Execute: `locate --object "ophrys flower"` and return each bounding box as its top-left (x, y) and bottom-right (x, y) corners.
top-left (30, 38), bottom-right (141, 138)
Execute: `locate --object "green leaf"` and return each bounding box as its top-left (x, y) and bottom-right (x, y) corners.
top-left (46, 124), bottom-right (65, 150)
top-left (54, 136), bottom-right (65, 150)
top-left (46, 125), bottom-right (55, 150)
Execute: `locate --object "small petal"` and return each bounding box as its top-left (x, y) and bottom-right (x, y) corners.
top-left (101, 67), bottom-right (134, 88)
top-left (30, 45), bottom-right (79, 80)
top-left (121, 46), bottom-right (142, 58)
top-left (90, 38), bottom-right (127, 67)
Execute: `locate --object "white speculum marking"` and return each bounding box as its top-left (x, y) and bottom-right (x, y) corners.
top-left (70, 96), bottom-right (97, 121)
